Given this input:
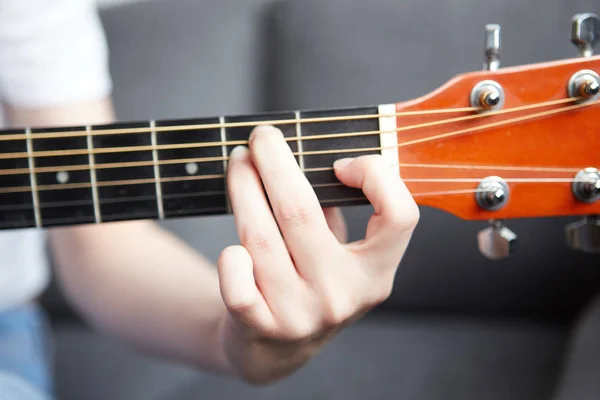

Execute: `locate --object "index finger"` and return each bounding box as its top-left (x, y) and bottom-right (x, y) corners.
top-left (248, 125), bottom-right (340, 269)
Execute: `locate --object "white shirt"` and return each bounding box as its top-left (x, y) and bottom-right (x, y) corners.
top-left (0, 0), bottom-right (112, 311)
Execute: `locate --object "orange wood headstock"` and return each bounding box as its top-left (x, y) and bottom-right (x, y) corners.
top-left (394, 15), bottom-right (600, 257)
top-left (397, 29), bottom-right (600, 225)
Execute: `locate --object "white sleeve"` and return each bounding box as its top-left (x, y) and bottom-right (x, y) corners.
top-left (0, 0), bottom-right (112, 107)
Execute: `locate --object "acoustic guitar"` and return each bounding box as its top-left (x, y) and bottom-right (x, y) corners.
top-left (0, 13), bottom-right (598, 260)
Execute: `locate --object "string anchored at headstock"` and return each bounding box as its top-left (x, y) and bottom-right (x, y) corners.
top-left (394, 13), bottom-right (600, 259)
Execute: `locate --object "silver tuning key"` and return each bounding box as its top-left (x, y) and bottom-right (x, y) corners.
top-left (477, 220), bottom-right (517, 260)
top-left (483, 24), bottom-right (501, 71)
top-left (571, 13), bottom-right (599, 57)
top-left (566, 216), bottom-right (600, 253)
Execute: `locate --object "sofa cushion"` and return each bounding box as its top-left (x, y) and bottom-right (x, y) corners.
top-left (52, 315), bottom-right (566, 400)
top-left (552, 293), bottom-right (600, 400)
top-left (265, 0), bottom-right (600, 320)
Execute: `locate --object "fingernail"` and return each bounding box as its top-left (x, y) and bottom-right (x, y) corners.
top-left (229, 145), bottom-right (249, 161)
top-left (249, 125), bottom-right (283, 144)
top-left (333, 158), bottom-right (355, 169)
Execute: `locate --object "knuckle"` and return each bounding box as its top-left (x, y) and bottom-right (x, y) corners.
top-left (357, 154), bottom-right (384, 173)
top-left (405, 205), bottom-right (421, 229)
top-left (368, 283), bottom-right (394, 307)
top-left (321, 296), bottom-right (354, 327)
top-left (240, 229), bottom-right (273, 254)
top-left (227, 298), bottom-right (256, 316)
top-left (388, 202), bottom-right (420, 232)
top-left (276, 203), bottom-right (314, 228)
top-left (407, 203), bottom-right (421, 228)
top-left (278, 319), bottom-right (319, 343)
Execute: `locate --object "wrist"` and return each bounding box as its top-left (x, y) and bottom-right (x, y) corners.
top-left (217, 313), bottom-right (331, 385)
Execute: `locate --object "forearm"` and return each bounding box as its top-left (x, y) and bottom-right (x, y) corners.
top-left (48, 221), bottom-right (233, 375)
top-left (3, 99), bottom-right (419, 386)
top-left (4, 97), bottom-right (115, 128)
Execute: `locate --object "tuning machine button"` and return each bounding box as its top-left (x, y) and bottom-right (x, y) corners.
top-left (571, 13), bottom-right (599, 57)
top-left (483, 24), bottom-right (501, 71)
top-left (566, 216), bottom-right (600, 253)
top-left (475, 176), bottom-right (510, 211)
top-left (470, 80), bottom-right (505, 111)
top-left (572, 168), bottom-right (600, 203)
top-left (478, 220), bottom-right (517, 260)
top-left (568, 70), bottom-right (600, 102)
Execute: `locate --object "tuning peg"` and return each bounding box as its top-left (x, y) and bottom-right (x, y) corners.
top-left (483, 24), bottom-right (501, 71)
top-left (572, 168), bottom-right (600, 203)
top-left (477, 220), bottom-right (517, 260)
top-left (566, 216), bottom-right (600, 253)
top-left (571, 13), bottom-right (599, 57)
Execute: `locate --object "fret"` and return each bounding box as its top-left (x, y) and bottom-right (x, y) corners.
top-left (300, 106), bottom-right (381, 206)
top-left (294, 111), bottom-right (305, 171)
top-left (378, 103), bottom-right (399, 172)
top-left (25, 128), bottom-right (41, 227)
top-left (305, 170), bottom-right (370, 206)
top-left (150, 120), bottom-right (165, 219)
top-left (225, 111), bottom-right (299, 164)
top-left (31, 126), bottom-right (95, 227)
top-left (0, 104), bottom-right (395, 230)
top-left (86, 125), bottom-right (101, 223)
top-left (219, 116), bottom-right (232, 214)
top-left (155, 117), bottom-right (227, 218)
top-left (92, 121), bottom-right (159, 222)
top-left (0, 129), bottom-right (36, 229)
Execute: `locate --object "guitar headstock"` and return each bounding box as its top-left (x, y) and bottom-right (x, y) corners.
top-left (395, 13), bottom-right (600, 259)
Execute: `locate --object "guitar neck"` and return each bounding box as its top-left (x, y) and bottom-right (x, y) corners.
top-left (0, 104), bottom-right (398, 230)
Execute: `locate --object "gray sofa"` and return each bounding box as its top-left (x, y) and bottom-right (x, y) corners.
top-left (43, 0), bottom-right (600, 399)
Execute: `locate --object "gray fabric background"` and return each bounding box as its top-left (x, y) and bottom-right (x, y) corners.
top-left (44, 0), bottom-right (600, 399)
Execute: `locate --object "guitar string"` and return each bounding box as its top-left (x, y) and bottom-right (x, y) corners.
top-left (398, 98), bottom-right (600, 148)
top-left (0, 98), bottom-right (595, 195)
top-left (0, 185), bottom-right (567, 216)
top-left (392, 163), bottom-right (580, 173)
top-left (0, 187), bottom-right (492, 212)
top-left (0, 162), bottom-right (581, 176)
top-left (0, 174), bottom-right (593, 195)
top-left (0, 97), bottom-right (576, 160)
top-left (0, 96), bottom-right (589, 164)
top-left (0, 106), bottom-right (484, 141)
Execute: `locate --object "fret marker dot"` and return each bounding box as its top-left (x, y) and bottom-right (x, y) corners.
top-left (185, 162), bottom-right (199, 175)
top-left (56, 171), bottom-right (70, 184)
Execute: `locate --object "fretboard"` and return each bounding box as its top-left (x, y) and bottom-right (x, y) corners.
top-left (0, 105), bottom-right (397, 230)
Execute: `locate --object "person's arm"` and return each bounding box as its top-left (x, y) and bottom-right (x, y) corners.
top-left (6, 100), bottom-right (351, 379)
top-left (6, 98), bottom-right (418, 384)
top-left (49, 209), bottom-right (236, 375)
top-left (6, 100), bottom-right (354, 380)
top-left (2, 0), bottom-right (419, 385)
top-left (4, 97), bottom-right (241, 375)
